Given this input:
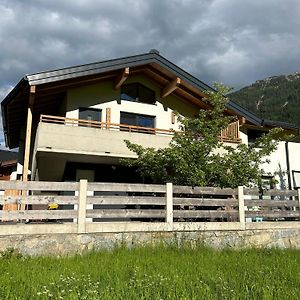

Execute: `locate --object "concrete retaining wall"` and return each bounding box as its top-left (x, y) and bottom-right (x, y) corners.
top-left (1, 228), bottom-right (300, 256)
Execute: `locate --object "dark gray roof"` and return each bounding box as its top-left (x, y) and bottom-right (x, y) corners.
top-left (2, 50), bottom-right (264, 126)
top-left (0, 150), bottom-right (18, 162)
top-left (262, 119), bottom-right (300, 130)
top-left (227, 100), bottom-right (262, 126)
top-left (26, 51), bottom-right (215, 91)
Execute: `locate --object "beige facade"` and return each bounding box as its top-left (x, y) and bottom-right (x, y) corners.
top-left (28, 74), bottom-right (300, 185)
top-left (65, 75), bottom-right (199, 129)
top-left (2, 51), bottom-right (299, 187)
top-left (30, 75), bottom-right (203, 181)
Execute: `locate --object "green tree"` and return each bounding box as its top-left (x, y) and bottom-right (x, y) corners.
top-left (123, 83), bottom-right (285, 188)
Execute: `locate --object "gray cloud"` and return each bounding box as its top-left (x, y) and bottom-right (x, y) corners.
top-left (1, 0), bottom-right (300, 147)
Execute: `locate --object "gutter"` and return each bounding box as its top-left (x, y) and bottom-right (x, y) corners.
top-left (285, 141), bottom-right (292, 190)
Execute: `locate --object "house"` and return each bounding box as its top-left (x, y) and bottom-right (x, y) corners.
top-left (1, 50), bottom-right (300, 188)
top-left (0, 150), bottom-right (18, 181)
top-left (0, 150), bottom-right (18, 212)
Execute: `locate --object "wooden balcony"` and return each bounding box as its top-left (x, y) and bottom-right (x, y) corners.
top-left (40, 115), bottom-right (241, 143)
top-left (220, 120), bottom-right (241, 143)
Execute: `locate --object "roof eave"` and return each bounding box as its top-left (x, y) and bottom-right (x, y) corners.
top-left (24, 51), bottom-right (213, 94)
top-left (262, 119), bottom-right (300, 132)
top-left (1, 77), bottom-right (29, 148)
top-left (3, 50), bottom-right (288, 148)
top-left (227, 100), bottom-right (262, 126)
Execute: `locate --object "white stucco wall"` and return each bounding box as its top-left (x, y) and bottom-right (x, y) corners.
top-left (239, 129), bottom-right (248, 144)
top-left (241, 128), bottom-right (300, 189)
top-left (284, 142), bottom-right (300, 189)
top-left (262, 141), bottom-right (300, 189)
top-left (65, 75), bottom-right (200, 132)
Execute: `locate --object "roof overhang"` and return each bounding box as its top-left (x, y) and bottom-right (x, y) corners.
top-left (0, 159), bottom-right (17, 168)
top-left (1, 50), bottom-right (290, 148)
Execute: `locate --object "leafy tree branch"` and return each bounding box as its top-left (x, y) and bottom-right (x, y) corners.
top-left (123, 83), bottom-right (287, 188)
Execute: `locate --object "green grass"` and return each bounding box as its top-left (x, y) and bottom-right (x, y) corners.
top-left (0, 244), bottom-right (300, 299)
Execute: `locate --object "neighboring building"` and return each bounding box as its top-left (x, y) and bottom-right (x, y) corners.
top-left (0, 150), bottom-right (18, 181)
top-left (0, 150), bottom-right (18, 212)
top-left (1, 50), bottom-right (300, 188)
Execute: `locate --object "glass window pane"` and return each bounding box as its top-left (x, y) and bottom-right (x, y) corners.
top-left (120, 112), bottom-right (155, 133)
top-left (79, 108), bottom-right (101, 121)
top-left (138, 116), bottom-right (154, 128)
top-left (139, 85), bottom-right (155, 104)
top-left (121, 84), bottom-right (137, 101)
top-left (120, 83), bottom-right (155, 104)
top-left (120, 112), bottom-right (137, 125)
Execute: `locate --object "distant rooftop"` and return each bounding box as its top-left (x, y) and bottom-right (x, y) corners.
top-left (0, 149), bottom-right (18, 163)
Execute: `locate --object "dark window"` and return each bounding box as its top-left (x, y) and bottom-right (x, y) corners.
top-left (292, 171), bottom-right (300, 189)
top-left (120, 112), bottom-right (155, 133)
top-left (248, 129), bottom-right (267, 145)
top-left (79, 107), bottom-right (101, 127)
top-left (120, 83), bottom-right (155, 104)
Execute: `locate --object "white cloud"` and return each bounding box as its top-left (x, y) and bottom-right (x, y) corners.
top-left (0, 85), bottom-right (13, 147)
top-left (0, 85), bottom-right (13, 101)
top-left (1, 0), bottom-right (299, 87)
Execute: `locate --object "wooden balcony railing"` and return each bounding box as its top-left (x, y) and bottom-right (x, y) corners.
top-left (40, 114), bottom-right (175, 136)
top-left (40, 115), bottom-right (241, 143)
top-left (220, 120), bottom-right (241, 143)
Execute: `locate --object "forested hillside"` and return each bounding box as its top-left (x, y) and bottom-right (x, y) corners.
top-left (229, 73), bottom-right (300, 126)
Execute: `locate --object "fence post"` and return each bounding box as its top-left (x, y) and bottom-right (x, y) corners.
top-left (166, 182), bottom-right (173, 225)
top-left (78, 179), bottom-right (87, 234)
top-left (238, 186), bottom-right (245, 230)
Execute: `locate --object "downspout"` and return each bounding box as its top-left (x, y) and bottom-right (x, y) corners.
top-left (285, 141), bottom-right (292, 190)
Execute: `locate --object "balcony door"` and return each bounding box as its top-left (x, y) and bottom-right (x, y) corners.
top-left (120, 112), bottom-right (155, 133)
top-left (79, 107), bottom-right (102, 127)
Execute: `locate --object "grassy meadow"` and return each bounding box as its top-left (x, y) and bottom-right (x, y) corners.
top-left (0, 244), bottom-right (299, 299)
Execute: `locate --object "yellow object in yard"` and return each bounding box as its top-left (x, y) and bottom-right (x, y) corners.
top-left (48, 203), bottom-right (59, 210)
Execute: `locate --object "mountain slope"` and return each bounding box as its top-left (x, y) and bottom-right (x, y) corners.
top-left (229, 73), bottom-right (300, 126)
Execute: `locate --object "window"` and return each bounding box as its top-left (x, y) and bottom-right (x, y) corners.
top-left (79, 107), bottom-right (102, 127)
top-left (120, 83), bottom-right (155, 104)
top-left (248, 129), bottom-right (267, 146)
top-left (120, 112), bottom-right (155, 133)
top-left (292, 171), bottom-right (300, 189)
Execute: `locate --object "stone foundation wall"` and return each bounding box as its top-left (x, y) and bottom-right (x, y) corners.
top-left (1, 228), bottom-right (300, 256)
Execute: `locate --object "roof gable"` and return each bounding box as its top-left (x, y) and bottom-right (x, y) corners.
top-left (2, 50), bottom-right (297, 148)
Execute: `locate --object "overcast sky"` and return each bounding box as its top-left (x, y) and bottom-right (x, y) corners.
top-left (1, 0), bottom-right (300, 148)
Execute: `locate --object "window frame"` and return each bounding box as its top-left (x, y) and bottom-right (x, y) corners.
top-left (247, 128), bottom-right (268, 147)
top-left (78, 107), bottom-right (102, 127)
top-left (120, 83), bottom-right (156, 105)
top-left (292, 171), bottom-right (300, 189)
top-left (120, 111), bottom-right (156, 133)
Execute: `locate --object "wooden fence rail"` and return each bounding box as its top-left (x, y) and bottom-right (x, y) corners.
top-left (0, 180), bottom-right (299, 235)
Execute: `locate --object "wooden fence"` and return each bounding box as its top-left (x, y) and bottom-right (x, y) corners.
top-left (0, 181), bottom-right (299, 235)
